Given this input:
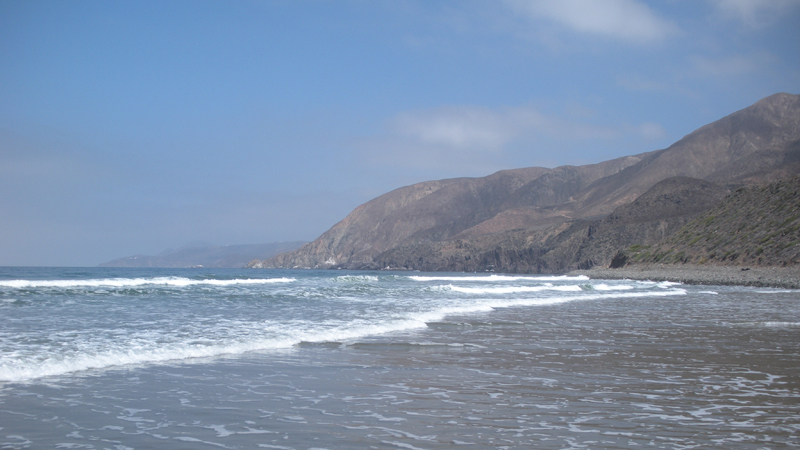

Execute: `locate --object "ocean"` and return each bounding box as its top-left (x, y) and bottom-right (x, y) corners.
top-left (0, 267), bottom-right (798, 449)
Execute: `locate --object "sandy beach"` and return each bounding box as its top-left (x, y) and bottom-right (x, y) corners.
top-left (571, 263), bottom-right (800, 289)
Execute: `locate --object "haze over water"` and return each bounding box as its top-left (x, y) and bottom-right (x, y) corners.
top-left (1, 267), bottom-right (798, 448)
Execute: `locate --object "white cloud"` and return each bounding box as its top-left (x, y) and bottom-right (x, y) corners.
top-left (689, 52), bottom-right (774, 77)
top-left (638, 122), bottom-right (666, 141)
top-left (390, 106), bottom-right (547, 152)
top-left (709, 0), bottom-right (800, 28)
top-left (356, 105), bottom-right (664, 174)
top-left (504, 0), bottom-right (677, 44)
top-left (391, 105), bottom-right (620, 155)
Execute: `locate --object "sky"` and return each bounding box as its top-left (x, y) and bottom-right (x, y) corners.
top-left (1, 0), bottom-right (799, 266)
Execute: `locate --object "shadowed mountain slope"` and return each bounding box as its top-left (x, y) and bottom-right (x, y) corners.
top-left (260, 93), bottom-right (800, 272)
top-left (622, 177), bottom-right (800, 267)
top-left (265, 156), bottom-right (650, 269)
top-left (369, 177), bottom-right (730, 273)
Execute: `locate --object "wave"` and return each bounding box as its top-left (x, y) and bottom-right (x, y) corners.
top-left (408, 274), bottom-right (589, 282)
top-left (0, 316), bottom-right (436, 383)
top-left (583, 284), bottom-right (635, 291)
top-left (442, 284), bottom-right (584, 294)
top-left (731, 321), bottom-right (800, 328)
top-left (759, 322), bottom-right (800, 328)
top-left (439, 282), bottom-right (644, 294)
top-left (0, 277), bottom-right (296, 289)
top-left (416, 289), bottom-right (687, 323)
top-left (0, 336), bottom-right (296, 383)
top-left (0, 285), bottom-right (686, 383)
top-left (335, 275), bottom-right (379, 283)
top-left (634, 280), bottom-right (684, 288)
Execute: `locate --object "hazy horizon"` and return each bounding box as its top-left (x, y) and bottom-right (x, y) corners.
top-left (2, 0), bottom-right (799, 266)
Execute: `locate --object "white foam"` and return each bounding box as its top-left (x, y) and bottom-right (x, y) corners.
top-left (0, 277), bottom-right (295, 289)
top-left (588, 284), bottom-right (635, 291)
top-left (444, 284), bottom-right (583, 294)
top-left (485, 289), bottom-right (687, 309)
top-left (408, 274), bottom-right (589, 282)
top-left (530, 275), bottom-right (591, 281)
top-left (0, 275), bottom-right (687, 383)
top-left (761, 322), bottom-right (800, 327)
top-left (0, 335), bottom-right (299, 383)
top-left (0, 317), bottom-right (437, 383)
top-left (335, 275), bottom-right (379, 283)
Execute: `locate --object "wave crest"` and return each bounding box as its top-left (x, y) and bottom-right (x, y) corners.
top-left (0, 277), bottom-right (296, 289)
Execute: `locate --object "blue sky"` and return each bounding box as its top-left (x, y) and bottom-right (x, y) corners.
top-left (1, 0), bottom-right (799, 266)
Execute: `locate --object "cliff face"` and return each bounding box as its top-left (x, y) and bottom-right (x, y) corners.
top-left (263, 93), bottom-right (800, 272)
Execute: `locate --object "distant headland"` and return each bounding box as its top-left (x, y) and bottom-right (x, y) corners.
top-left (100, 241), bottom-right (305, 268)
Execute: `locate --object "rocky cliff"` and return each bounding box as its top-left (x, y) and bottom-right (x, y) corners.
top-left (258, 93), bottom-right (800, 273)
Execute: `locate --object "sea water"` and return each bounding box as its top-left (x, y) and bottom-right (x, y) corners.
top-left (0, 267), bottom-right (798, 449)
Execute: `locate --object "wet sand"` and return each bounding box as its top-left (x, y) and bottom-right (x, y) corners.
top-left (570, 263), bottom-right (800, 289)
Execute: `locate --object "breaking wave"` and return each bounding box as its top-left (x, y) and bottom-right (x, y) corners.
top-left (0, 277), bottom-right (295, 289)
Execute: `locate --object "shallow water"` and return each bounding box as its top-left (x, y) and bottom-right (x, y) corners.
top-left (0, 268), bottom-right (798, 449)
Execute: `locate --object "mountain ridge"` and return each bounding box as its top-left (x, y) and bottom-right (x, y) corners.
top-left (256, 93), bottom-right (800, 273)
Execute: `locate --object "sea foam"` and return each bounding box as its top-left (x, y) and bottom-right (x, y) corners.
top-left (408, 274), bottom-right (590, 282)
top-left (0, 277), bottom-right (295, 289)
top-left (444, 284), bottom-right (584, 294)
top-left (0, 271), bottom-right (686, 383)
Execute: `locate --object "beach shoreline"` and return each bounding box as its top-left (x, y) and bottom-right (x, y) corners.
top-left (569, 264), bottom-right (800, 289)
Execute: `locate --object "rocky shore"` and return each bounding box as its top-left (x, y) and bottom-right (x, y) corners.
top-left (569, 264), bottom-right (800, 289)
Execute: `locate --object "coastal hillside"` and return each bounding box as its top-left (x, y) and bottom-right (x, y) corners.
top-left (257, 93), bottom-right (800, 272)
top-left (368, 176), bottom-right (731, 273)
top-left (620, 177), bottom-right (800, 267)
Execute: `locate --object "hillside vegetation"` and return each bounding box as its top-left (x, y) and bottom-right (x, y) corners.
top-left (623, 177), bottom-right (800, 267)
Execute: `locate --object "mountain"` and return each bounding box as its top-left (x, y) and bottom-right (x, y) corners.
top-left (257, 93), bottom-right (800, 272)
top-left (100, 241), bottom-right (306, 268)
top-left (620, 176), bottom-right (800, 267)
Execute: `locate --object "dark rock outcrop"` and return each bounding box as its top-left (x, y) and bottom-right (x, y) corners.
top-left (260, 93), bottom-right (800, 272)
